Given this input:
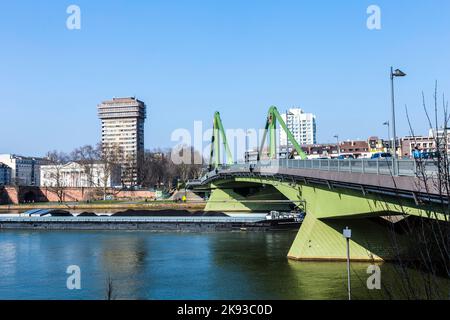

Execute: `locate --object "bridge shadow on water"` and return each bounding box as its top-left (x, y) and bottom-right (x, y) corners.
top-left (205, 231), bottom-right (381, 300)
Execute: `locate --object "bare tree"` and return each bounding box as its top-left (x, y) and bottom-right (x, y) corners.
top-left (369, 83), bottom-right (450, 300)
top-left (140, 149), bottom-right (171, 189)
top-left (44, 150), bottom-right (70, 203)
top-left (72, 143), bottom-right (123, 200)
top-left (43, 144), bottom-right (204, 202)
top-left (121, 151), bottom-right (138, 188)
top-left (71, 144), bottom-right (98, 189)
top-left (174, 146), bottom-right (204, 184)
top-left (97, 143), bottom-right (123, 199)
top-left (105, 274), bottom-right (116, 300)
top-left (140, 147), bottom-right (204, 191)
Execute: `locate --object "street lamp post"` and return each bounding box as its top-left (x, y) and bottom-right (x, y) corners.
top-left (390, 67), bottom-right (407, 174)
top-left (245, 129), bottom-right (249, 162)
top-left (383, 121), bottom-right (390, 153)
top-left (334, 135), bottom-right (339, 157)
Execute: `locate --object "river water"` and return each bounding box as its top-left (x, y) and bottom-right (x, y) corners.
top-left (0, 229), bottom-right (447, 300)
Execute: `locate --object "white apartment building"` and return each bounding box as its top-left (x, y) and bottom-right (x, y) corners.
top-left (97, 97), bottom-right (146, 186)
top-left (279, 108), bottom-right (317, 148)
top-left (0, 154), bottom-right (50, 186)
top-left (40, 162), bottom-right (121, 188)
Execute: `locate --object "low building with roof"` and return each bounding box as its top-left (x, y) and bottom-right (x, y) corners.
top-left (40, 161), bottom-right (121, 188)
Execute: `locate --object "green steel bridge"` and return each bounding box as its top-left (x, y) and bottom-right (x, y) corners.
top-left (189, 107), bottom-right (449, 262)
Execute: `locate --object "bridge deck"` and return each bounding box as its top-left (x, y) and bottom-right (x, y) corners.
top-left (192, 159), bottom-right (447, 200)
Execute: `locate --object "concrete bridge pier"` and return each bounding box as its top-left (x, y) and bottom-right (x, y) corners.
top-left (287, 213), bottom-right (409, 262)
top-left (202, 177), bottom-right (434, 262)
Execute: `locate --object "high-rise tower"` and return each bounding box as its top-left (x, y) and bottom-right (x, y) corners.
top-left (280, 108), bottom-right (317, 148)
top-left (97, 97), bottom-right (146, 186)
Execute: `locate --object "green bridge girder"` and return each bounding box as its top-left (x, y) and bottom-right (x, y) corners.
top-left (203, 176), bottom-right (446, 261)
top-left (203, 108), bottom-right (447, 261)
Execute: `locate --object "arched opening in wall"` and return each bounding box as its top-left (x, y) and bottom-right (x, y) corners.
top-left (23, 191), bottom-right (37, 203)
top-left (0, 187), bottom-right (12, 204)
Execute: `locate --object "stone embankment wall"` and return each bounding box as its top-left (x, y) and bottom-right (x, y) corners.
top-left (0, 186), bottom-right (156, 204)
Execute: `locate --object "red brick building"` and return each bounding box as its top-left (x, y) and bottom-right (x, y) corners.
top-left (400, 136), bottom-right (436, 158)
top-left (339, 140), bottom-right (370, 158)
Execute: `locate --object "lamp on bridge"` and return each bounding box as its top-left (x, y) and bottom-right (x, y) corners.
top-left (390, 67), bottom-right (407, 174)
top-left (383, 121), bottom-right (390, 153)
top-left (333, 135), bottom-right (339, 156)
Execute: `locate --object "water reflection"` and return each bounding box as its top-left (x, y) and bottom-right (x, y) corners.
top-left (99, 235), bottom-right (148, 299)
top-left (0, 230), bottom-right (447, 300)
top-left (207, 231), bottom-right (378, 299)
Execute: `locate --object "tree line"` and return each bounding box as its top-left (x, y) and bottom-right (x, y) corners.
top-left (43, 143), bottom-right (204, 202)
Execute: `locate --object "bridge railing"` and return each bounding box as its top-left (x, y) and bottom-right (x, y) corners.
top-left (200, 159), bottom-right (441, 182)
top-left (256, 159), bottom-right (411, 175)
top-left (291, 159), bottom-right (421, 176)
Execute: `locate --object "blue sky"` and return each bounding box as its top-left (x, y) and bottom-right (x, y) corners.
top-left (1, 0), bottom-right (449, 156)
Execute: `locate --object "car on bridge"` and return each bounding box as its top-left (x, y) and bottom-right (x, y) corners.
top-left (336, 154), bottom-right (355, 160)
top-left (371, 152), bottom-right (392, 159)
top-left (420, 151), bottom-right (441, 160)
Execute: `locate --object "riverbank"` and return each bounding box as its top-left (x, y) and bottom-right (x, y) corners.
top-left (0, 201), bottom-right (206, 213)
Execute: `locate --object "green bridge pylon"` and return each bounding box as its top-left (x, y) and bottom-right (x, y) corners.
top-left (209, 111), bottom-right (233, 169)
top-left (258, 106), bottom-right (308, 160)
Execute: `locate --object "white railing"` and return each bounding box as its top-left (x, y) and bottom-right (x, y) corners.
top-left (200, 159), bottom-right (443, 182)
